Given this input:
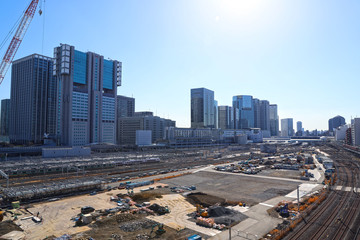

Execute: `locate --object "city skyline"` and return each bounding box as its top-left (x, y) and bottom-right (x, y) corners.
top-left (1, 1), bottom-right (360, 130)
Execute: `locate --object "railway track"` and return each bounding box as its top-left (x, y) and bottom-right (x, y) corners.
top-left (0, 154), bottom-right (247, 188)
top-left (285, 145), bottom-right (360, 240)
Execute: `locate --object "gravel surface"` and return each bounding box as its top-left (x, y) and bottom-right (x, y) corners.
top-left (119, 219), bottom-right (157, 232)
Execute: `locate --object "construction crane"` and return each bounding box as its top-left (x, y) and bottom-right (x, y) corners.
top-left (0, 0), bottom-right (40, 85)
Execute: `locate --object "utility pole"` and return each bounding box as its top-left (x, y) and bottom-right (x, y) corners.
top-left (297, 185), bottom-right (300, 212)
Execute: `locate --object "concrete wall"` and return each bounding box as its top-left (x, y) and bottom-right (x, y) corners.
top-left (136, 130), bottom-right (152, 146)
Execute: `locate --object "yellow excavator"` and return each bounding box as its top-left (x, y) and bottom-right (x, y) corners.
top-left (196, 204), bottom-right (209, 217)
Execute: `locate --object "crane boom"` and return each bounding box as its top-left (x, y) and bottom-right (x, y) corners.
top-left (0, 0), bottom-right (39, 85)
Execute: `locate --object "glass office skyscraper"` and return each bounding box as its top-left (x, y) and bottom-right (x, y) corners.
top-left (233, 95), bottom-right (254, 129)
top-left (0, 99), bottom-right (10, 136)
top-left (9, 54), bottom-right (56, 144)
top-left (281, 118), bottom-right (294, 137)
top-left (269, 104), bottom-right (279, 136)
top-left (191, 88), bottom-right (215, 128)
top-left (54, 44), bottom-right (122, 146)
top-left (328, 115), bottom-right (345, 132)
top-left (218, 106), bottom-right (234, 129)
top-left (117, 95), bottom-right (135, 118)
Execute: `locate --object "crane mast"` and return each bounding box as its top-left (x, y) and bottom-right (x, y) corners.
top-left (0, 0), bottom-right (39, 85)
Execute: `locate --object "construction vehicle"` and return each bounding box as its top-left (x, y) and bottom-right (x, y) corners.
top-left (150, 223), bottom-right (166, 236)
top-left (196, 204), bottom-right (209, 217)
top-left (0, 0), bottom-right (42, 85)
top-left (0, 209), bottom-right (4, 222)
top-left (127, 189), bottom-right (134, 196)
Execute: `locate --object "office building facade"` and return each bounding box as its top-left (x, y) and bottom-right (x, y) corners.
top-left (352, 118), bottom-right (360, 146)
top-left (260, 100), bottom-right (270, 131)
top-left (233, 95), bottom-right (254, 129)
top-left (218, 105), bottom-right (234, 129)
top-left (328, 115), bottom-right (345, 132)
top-left (191, 88), bottom-right (215, 128)
top-left (281, 118), bottom-right (294, 137)
top-left (214, 100), bottom-right (218, 129)
top-left (253, 98), bottom-right (261, 129)
top-left (117, 114), bottom-right (175, 145)
top-left (296, 121), bottom-right (303, 135)
top-left (269, 104), bottom-right (279, 136)
top-left (0, 99), bottom-right (10, 136)
top-left (54, 44), bottom-right (122, 146)
top-left (117, 95), bottom-right (135, 118)
top-left (9, 54), bottom-right (56, 144)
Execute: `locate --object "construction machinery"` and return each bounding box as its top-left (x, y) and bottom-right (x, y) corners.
top-left (0, 0), bottom-right (41, 85)
top-left (0, 209), bottom-right (4, 222)
top-left (150, 223), bottom-right (166, 236)
top-left (196, 204), bottom-right (209, 217)
top-left (127, 189), bottom-right (134, 196)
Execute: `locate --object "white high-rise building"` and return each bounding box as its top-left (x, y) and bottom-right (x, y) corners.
top-left (281, 118), bottom-right (294, 137)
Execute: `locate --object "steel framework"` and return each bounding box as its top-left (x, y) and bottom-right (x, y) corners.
top-left (0, 0), bottom-right (39, 85)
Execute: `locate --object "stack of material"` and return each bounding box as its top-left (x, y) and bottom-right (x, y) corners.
top-left (148, 204), bottom-right (169, 215)
top-left (82, 214), bottom-right (93, 225)
top-left (207, 206), bottom-right (248, 226)
top-left (196, 216), bottom-right (215, 228)
top-left (54, 234), bottom-right (71, 240)
top-left (119, 219), bottom-right (156, 232)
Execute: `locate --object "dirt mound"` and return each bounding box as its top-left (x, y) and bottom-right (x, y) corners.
top-left (208, 206), bottom-right (232, 217)
top-left (208, 206), bottom-right (248, 226)
top-left (0, 220), bottom-right (23, 236)
top-left (187, 192), bottom-right (226, 207)
top-left (148, 204), bottom-right (169, 215)
top-left (132, 192), bottom-right (162, 202)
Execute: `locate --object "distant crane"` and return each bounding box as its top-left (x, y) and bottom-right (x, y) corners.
top-left (0, 0), bottom-right (40, 85)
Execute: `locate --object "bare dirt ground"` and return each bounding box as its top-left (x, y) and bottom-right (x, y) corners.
top-left (147, 194), bottom-right (218, 237)
top-left (13, 183), bottom-right (168, 240)
top-left (72, 213), bottom-right (200, 240)
top-left (0, 220), bottom-right (23, 236)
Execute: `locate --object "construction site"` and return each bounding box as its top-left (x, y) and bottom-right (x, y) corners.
top-left (2, 141), bottom-right (358, 240)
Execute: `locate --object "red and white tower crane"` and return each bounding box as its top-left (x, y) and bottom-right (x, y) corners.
top-left (0, 0), bottom-right (40, 85)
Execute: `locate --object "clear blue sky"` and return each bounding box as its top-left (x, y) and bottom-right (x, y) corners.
top-left (0, 0), bottom-right (359, 130)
